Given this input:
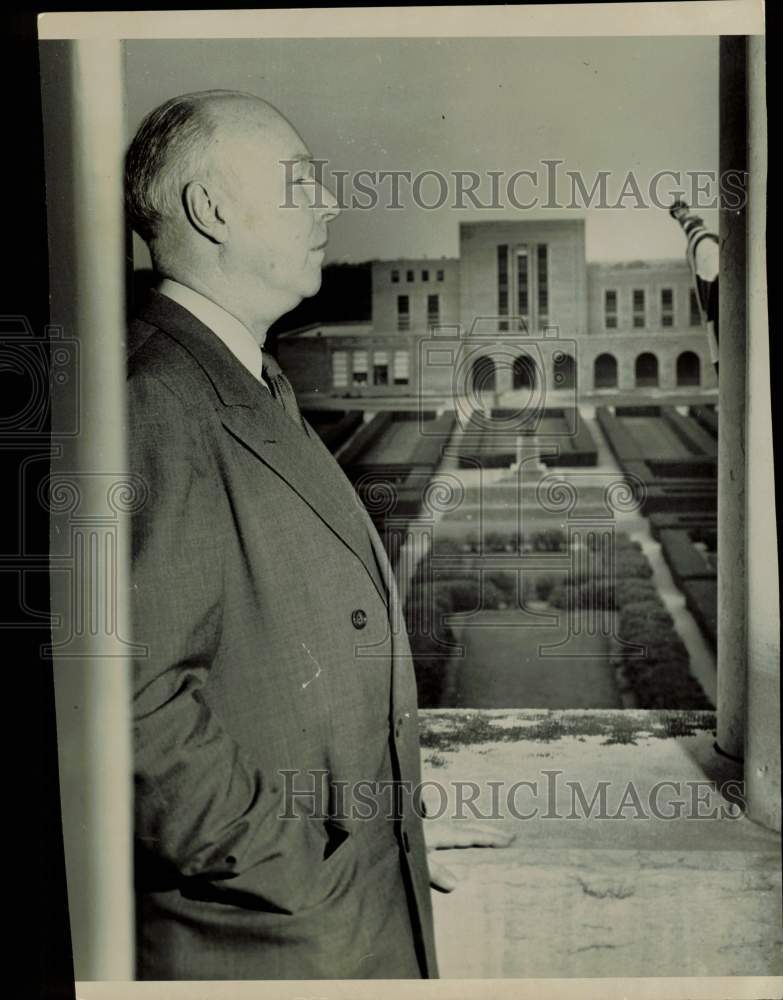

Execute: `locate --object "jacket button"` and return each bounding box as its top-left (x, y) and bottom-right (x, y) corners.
top-left (351, 608), bottom-right (368, 629)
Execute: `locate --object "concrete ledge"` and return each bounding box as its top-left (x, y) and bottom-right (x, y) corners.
top-left (419, 709), bottom-right (782, 978)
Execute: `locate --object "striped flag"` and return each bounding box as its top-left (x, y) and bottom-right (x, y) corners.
top-left (669, 199), bottom-right (719, 373)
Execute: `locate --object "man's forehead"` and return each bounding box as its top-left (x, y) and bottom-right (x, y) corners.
top-left (214, 105), bottom-right (310, 162)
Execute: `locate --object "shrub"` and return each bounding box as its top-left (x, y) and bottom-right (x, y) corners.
top-left (481, 579), bottom-right (507, 610)
top-left (618, 599), bottom-right (675, 642)
top-left (614, 578), bottom-right (658, 608)
top-left (614, 549), bottom-right (654, 579)
top-left (548, 583), bottom-right (567, 609)
top-left (546, 578), bottom-right (614, 611)
top-left (694, 526), bottom-right (717, 551)
top-left (612, 598), bottom-right (712, 710)
top-left (405, 585), bottom-right (458, 708)
top-left (530, 528), bottom-right (567, 552)
top-left (534, 573), bottom-right (563, 602)
top-left (660, 529), bottom-right (715, 583)
top-left (484, 571), bottom-right (519, 602)
top-left (448, 579), bottom-right (482, 613)
top-left (404, 585), bottom-right (453, 631)
top-left (681, 578), bottom-right (717, 651)
top-left (485, 531), bottom-right (520, 553)
top-left (431, 536), bottom-right (465, 555)
top-left (431, 568), bottom-right (480, 586)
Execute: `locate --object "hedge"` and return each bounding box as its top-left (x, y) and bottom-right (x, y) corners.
top-left (681, 578), bottom-right (718, 652)
top-left (302, 410), bottom-right (363, 453)
top-left (405, 571), bottom-right (456, 706)
top-left (689, 405), bottom-right (718, 439)
top-left (413, 522), bottom-right (714, 709)
top-left (540, 416), bottom-right (598, 468)
top-left (659, 529), bottom-right (715, 586)
top-left (612, 596), bottom-right (713, 709)
top-left (663, 408), bottom-right (718, 458)
top-left (536, 532), bottom-right (713, 709)
top-left (648, 511), bottom-right (717, 542)
top-left (596, 407), bottom-right (644, 463)
top-left (596, 406), bottom-right (719, 516)
top-left (338, 411), bottom-right (393, 468)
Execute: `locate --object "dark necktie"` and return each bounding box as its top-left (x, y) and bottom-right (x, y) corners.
top-left (261, 350), bottom-right (308, 435)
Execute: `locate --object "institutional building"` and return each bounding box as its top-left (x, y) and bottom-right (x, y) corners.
top-left (278, 219), bottom-right (718, 403)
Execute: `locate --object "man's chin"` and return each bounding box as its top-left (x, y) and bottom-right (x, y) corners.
top-left (299, 270), bottom-right (324, 300)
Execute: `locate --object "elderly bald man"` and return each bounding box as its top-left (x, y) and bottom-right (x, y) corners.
top-left (126, 89), bottom-right (432, 982)
top-left (126, 89), bottom-right (512, 981)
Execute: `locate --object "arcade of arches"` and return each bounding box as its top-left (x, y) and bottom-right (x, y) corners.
top-left (470, 349), bottom-right (704, 394)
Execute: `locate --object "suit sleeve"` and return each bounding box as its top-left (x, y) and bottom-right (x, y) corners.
top-left (129, 372), bottom-right (327, 913)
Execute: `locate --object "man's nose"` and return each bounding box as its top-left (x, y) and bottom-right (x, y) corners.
top-left (317, 181), bottom-right (341, 221)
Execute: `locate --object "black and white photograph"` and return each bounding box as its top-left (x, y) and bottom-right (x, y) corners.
top-left (10, 2), bottom-right (778, 996)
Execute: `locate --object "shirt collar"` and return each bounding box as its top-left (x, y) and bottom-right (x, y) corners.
top-left (157, 278), bottom-right (268, 388)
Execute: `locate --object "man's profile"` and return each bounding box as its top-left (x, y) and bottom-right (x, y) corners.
top-left (125, 89), bottom-right (438, 980)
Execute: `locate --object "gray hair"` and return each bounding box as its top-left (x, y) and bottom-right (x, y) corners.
top-left (124, 89), bottom-right (252, 245)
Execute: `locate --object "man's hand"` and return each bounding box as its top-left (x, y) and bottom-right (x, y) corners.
top-left (424, 819), bottom-right (515, 893)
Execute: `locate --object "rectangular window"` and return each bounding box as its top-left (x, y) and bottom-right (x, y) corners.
top-left (422, 269), bottom-right (429, 282)
top-left (497, 244), bottom-right (508, 330)
top-left (373, 350), bottom-right (389, 386)
top-left (391, 269), bottom-right (399, 283)
top-left (393, 350), bottom-right (410, 385)
top-left (406, 269), bottom-right (414, 282)
top-left (352, 350), bottom-right (368, 385)
top-left (437, 269), bottom-right (444, 282)
top-left (427, 294), bottom-right (440, 326)
top-left (516, 246), bottom-right (529, 319)
top-left (690, 288), bottom-right (702, 326)
top-left (332, 350), bottom-right (348, 388)
top-left (605, 289), bottom-right (618, 330)
top-left (632, 289), bottom-right (646, 329)
top-left (397, 294), bottom-right (410, 331)
top-left (661, 288), bottom-right (674, 327)
top-left (537, 244), bottom-right (548, 323)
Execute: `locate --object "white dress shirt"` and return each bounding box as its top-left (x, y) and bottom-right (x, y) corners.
top-left (158, 278), bottom-right (269, 390)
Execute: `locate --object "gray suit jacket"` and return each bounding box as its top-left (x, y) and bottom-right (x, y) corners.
top-left (128, 290), bottom-right (437, 980)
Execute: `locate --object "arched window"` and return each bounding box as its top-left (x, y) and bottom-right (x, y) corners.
top-left (512, 353), bottom-right (537, 390)
top-left (676, 350), bottom-right (701, 386)
top-left (553, 352), bottom-right (576, 390)
top-left (635, 352), bottom-right (659, 387)
top-left (593, 353), bottom-right (618, 389)
top-left (471, 355), bottom-right (496, 392)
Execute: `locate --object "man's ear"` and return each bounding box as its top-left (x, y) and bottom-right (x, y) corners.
top-left (182, 181), bottom-right (227, 245)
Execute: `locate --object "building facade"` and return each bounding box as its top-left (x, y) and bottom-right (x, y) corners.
top-left (278, 220), bottom-right (717, 402)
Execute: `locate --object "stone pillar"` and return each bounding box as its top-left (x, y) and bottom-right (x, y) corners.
top-left (743, 36), bottom-right (780, 832)
top-left (41, 40), bottom-right (135, 978)
top-left (658, 349), bottom-right (675, 391)
top-left (715, 36), bottom-right (747, 760)
top-left (618, 348), bottom-right (635, 392)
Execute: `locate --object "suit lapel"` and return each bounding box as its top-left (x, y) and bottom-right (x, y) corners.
top-left (134, 290), bottom-right (389, 607)
top-left (221, 404), bottom-right (389, 606)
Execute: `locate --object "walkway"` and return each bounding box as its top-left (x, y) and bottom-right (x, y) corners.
top-left (445, 611), bottom-right (621, 709)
